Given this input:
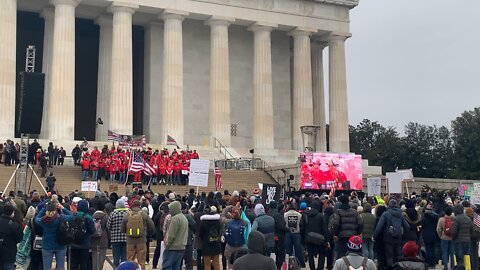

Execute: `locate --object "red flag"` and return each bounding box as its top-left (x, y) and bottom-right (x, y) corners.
top-left (215, 164), bottom-right (222, 189)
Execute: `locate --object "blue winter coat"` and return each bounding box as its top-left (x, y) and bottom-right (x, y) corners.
top-left (35, 208), bottom-right (74, 251)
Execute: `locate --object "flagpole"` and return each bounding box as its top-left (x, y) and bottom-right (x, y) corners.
top-left (125, 151), bottom-right (133, 187)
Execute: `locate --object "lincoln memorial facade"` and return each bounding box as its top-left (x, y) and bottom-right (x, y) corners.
top-left (0, 0), bottom-right (359, 153)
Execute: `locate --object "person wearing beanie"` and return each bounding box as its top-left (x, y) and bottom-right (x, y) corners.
top-left (266, 200), bottom-right (288, 269)
top-left (392, 241), bottom-right (428, 270)
top-left (107, 199), bottom-right (130, 267)
top-left (199, 202), bottom-right (222, 270)
top-left (331, 195), bottom-right (363, 258)
top-left (422, 202), bottom-right (439, 268)
top-left (121, 200), bottom-right (155, 270)
top-left (452, 203), bottom-right (472, 268)
top-left (0, 204), bottom-right (23, 270)
top-left (302, 200), bottom-right (328, 270)
top-left (35, 201), bottom-right (74, 270)
top-left (332, 235), bottom-right (376, 270)
top-left (252, 204), bottom-right (275, 255)
top-left (374, 197), bottom-right (409, 268)
top-left (70, 200), bottom-right (96, 270)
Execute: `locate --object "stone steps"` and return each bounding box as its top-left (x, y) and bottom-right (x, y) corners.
top-left (0, 165), bottom-right (278, 197)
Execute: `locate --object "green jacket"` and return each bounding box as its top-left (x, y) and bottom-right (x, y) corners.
top-left (166, 201), bottom-right (188, 251)
top-left (360, 204), bottom-right (376, 239)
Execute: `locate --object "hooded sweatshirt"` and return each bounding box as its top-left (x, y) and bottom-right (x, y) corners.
top-left (166, 201), bottom-right (188, 251)
top-left (373, 204), bottom-right (409, 244)
top-left (232, 231), bottom-right (277, 270)
top-left (252, 204), bottom-right (275, 249)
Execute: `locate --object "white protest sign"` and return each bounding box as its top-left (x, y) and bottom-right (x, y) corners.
top-left (188, 159), bottom-right (210, 187)
top-left (474, 183), bottom-right (480, 191)
top-left (386, 172), bottom-right (404, 194)
top-left (81, 181), bottom-right (98, 192)
top-left (367, 177), bottom-right (382, 196)
top-left (471, 189), bottom-right (480, 205)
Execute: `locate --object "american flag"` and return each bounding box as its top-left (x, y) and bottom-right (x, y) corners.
top-left (474, 212), bottom-right (480, 228)
top-left (81, 138), bottom-right (90, 149)
top-left (215, 163), bottom-right (222, 189)
top-left (167, 135), bottom-right (180, 149)
top-left (108, 130), bottom-right (122, 141)
top-left (129, 152), bottom-right (155, 176)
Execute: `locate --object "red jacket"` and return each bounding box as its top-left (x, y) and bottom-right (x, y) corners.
top-left (81, 159), bottom-right (90, 170)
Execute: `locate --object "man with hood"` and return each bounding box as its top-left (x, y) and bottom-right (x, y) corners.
top-left (331, 195), bottom-right (363, 258)
top-left (374, 199), bottom-right (410, 268)
top-left (451, 203), bottom-right (472, 268)
top-left (402, 199), bottom-right (423, 244)
top-left (301, 200), bottom-right (328, 270)
top-left (70, 199), bottom-right (96, 270)
top-left (121, 200), bottom-right (155, 270)
top-left (252, 204), bottom-right (275, 255)
top-left (360, 203), bottom-right (376, 260)
top-left (392, 241), bottom-right (428, 270)
top-left (232, 231), bottom-right (277, 270)
top-left (332, 235), bottom-right (376, 270)
top-left (162, 200), bottom-right (188, 270)
top-left (267, 200), bottom-right (289, 270)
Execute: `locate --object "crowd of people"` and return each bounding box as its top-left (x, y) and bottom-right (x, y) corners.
top-left (0, 185), bottom-right (478, 270)
top-left (76, 145), bottom-right (200, 186)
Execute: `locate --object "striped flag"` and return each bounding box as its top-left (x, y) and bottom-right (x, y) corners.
top-left (81, 138), bottom-right (90, 150)
top-left (167, 135), bottom-right (180, 149)
top-left (215, 163), bottom-right (222, 189)
top-left (474, 212), bottom-right (480, 228)
top-left (129, 152), bottom-right (155, 176)
top-left (108, 130), bottom-right (122, 141)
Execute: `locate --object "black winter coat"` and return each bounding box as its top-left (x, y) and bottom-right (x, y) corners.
top-left (301, 208), bottom-right (328, 243)
top-left (267, 208), bottom-right (288, 238)
top-left (0, 214), bottom-right (23, 263)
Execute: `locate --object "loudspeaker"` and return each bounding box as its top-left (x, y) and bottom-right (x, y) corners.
top-left (16, 72), bottom-right (45, 134)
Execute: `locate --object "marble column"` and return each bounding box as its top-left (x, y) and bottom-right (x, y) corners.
top-left (160, 10), bottom-right (188, 145)
top-left (108, 2), bottom-right (137, 136)
top-left (95, 15), bottom-right (113, 141)
top-left (40, 8), bottom-right (54, 139)
top-left (144, 21), bottom-right (163, 143)
top-left (47, 0), bottom-right (79, 140)
top-left (206, 17), bottom-right (234, 146)
top-left (289, 29), bottom-right (314, 150)
top-left (0, 0), bottom-right (17, 139)
top-left (249, 23), bottom-right (276, 150)
top-left (329, 35), bottom-right (350, 153)
top-left (311, 41), bottom-right (327, 152)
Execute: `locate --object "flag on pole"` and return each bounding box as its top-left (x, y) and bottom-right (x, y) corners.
top-left (108, 130), bottom-right (122, 141)
top-left (167, 135), bottom-right (180, 149)
top-left (215, 163), bottom-right (222, 189)
top-left (129, 152), bottom-right (155, 176)
top-left (81, 137), bottom-right (90, 150)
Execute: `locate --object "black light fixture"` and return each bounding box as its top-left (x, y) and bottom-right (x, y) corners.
top-left (249, 149), bottom-right (254, 154)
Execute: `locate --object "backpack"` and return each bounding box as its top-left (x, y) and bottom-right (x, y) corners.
top-left (387, 213), bottom-right (404, 239)
top-left (58, 215), bottom-right (86, 245)
top-left (126, 211), bottom-right (144, 238)
top-left (342, 256), bottom-right (368, 270)
top-left (92, 217), bottom-right (103, 238)
top-left (207, 223), bottom-right (221, 244)
top-left (226, 220), bottom-right (246, 247)
top-left (444, 216), bottom-right (453, 237)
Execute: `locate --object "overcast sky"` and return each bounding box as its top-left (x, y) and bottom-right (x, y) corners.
top-left (342, 0), bottom-right (480, 131)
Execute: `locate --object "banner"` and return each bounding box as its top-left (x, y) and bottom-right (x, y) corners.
top-left (189, 159), bottom-right (210, 187)
top-left (367, 177), bottom-right (382, 196)
top-left (261, 184), bottom-right (281, 205)
top-left (108, 130), bottom-right (146, 148)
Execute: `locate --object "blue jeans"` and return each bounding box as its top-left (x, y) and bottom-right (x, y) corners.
top-left (81, 170), bottom-right (89, 180)
top-left (42, 248), bottom-right (67, 270)
top-left (92, 170), bottom-right (98, 180)
top-left (112, 242), bottom-right (127, 267)
top-left (441, 240), bottom-right (454, 269)
top-left (162, 249), bottom-right (184, 270)
top-left (362, 238), bottom-right (374, 260)
top-left (454, 242), bottom-right (470, 266)
top-left (119, 172), bottom-right (126, 182)
top-left (285, 232), bottom-right (305, 268)
top-left (2, 263), bottom-right (16, 270)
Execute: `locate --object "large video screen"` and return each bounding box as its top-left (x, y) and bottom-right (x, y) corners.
top-left (300, 152), bottom-right (363, 190)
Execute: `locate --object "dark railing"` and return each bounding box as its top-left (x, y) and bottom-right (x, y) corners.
top-left (213, 137), bottom-right (236, 161)
top-left (216, 157), bottom-right (268, 170)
